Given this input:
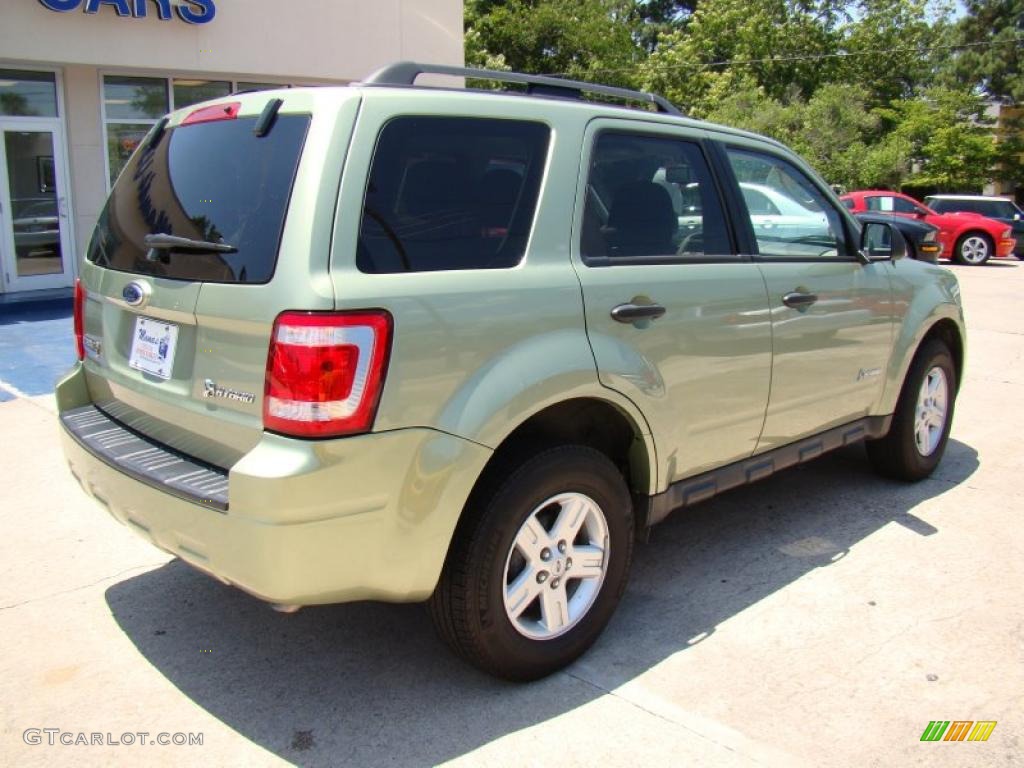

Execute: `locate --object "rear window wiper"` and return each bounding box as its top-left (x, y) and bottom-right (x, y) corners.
top-left (143, 233), bottom-right (238, 258)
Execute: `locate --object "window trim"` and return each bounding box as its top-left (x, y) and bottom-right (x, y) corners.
top-left (577, 124), bottom-right (743, 268)
top-left (718, 141), bottom-right (859, 263)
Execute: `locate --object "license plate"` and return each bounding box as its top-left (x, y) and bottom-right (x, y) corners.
top-left (128, 316), bottom-right (179, 380)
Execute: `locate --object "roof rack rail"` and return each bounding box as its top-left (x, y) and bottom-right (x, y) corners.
top-left (362, 61), bottom-right (683, 116)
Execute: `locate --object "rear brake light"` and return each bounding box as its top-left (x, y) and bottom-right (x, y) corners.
top-left (264, 311), bottom-right (393, 437)
top-left (73, 279), bottom-right (85, 361)
top-left (182, 101), bottom-right (242, 126)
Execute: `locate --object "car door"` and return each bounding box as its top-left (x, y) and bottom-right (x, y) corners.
top-left (573, 121), bottom-right (772, 485)
top-left (721, 145), bottom-right (894, 450)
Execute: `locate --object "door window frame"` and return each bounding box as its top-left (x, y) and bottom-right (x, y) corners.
top-left (712, 140), bottom-right (859, 263)
top-left (573, 119), bottom-right (744, 268)
top-left (0, 65), bottom-right (75, 293)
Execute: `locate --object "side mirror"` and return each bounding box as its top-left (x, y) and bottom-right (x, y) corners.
top-left (1014, 212), bottom-right (1021, 222)
top-left (859, 221), bottom-right (906, 263)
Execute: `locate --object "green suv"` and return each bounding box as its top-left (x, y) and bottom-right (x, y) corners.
top-left (59, 62), bottom-right (965, 681)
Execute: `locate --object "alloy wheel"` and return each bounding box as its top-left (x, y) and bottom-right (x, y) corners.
top-left (502, 492), bottom-right (609, 640)
top-left (960, 236), bottom-right (990, 264)
top-left (914, 366), bottom-right (949, 456)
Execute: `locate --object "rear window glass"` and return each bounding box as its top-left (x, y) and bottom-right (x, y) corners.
top-left (358, 117), bottom-right (550, 273)
top-left (87, 114), bottom-right (310, 284)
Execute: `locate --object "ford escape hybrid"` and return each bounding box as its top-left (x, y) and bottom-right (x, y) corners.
top-left (59, 62), bottom-right (966, 681)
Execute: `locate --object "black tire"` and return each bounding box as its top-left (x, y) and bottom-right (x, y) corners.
top-left (867, 339), bottom-right (956, 481)
top-left (953, 231), bottom-right (992, 265)
top-left (429, 445), bottom-right (634, 681)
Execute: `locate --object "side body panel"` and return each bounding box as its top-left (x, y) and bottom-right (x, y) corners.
top-left (328, 89), bottom-right (658, 489)
top-left (755, 260), bottom-right (894, 448)
top-left (571, 119), bottom-right (771, 485)
top-left (877, 257), bottom-right (965, 413)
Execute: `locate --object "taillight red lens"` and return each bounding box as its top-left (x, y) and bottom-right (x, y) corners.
top-left (264, 311), bottom-right (393, 437)
top-left (73, 279), bottom-right (85, 361)
top-left (181, 101), bottom-right (242, 126)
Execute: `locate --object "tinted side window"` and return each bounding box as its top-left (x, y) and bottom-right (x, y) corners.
top-left (891, 196), bottom-right (921, 214)
top-left (979, 200), bottom-right (1014, 218)
top-left (581, 132), bottom-right (733, 263)
top-left (727, 149), bottom-right (848, 259)
top-left (357, 117), bottom-right (550, 273)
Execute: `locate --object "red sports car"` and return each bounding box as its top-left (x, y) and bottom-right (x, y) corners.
top-left (841, 190), bottom-right (1016, 265)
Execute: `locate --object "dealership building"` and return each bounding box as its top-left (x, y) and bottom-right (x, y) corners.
top-left (0, 0), bottom-right (463, 299)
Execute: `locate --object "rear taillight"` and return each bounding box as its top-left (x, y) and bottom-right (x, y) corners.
top-left (264, 311), bottom-right (393, 438)
top-left (73, 279), bottom-right (85, 361)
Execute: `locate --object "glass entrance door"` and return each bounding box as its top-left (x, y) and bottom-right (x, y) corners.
top-left (0, 121), bottom-right (74, 292)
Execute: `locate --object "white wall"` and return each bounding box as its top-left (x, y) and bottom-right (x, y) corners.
top-left (1, 0), bottom-right (464, 82)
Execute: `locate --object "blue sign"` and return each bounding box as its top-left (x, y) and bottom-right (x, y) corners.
top-left (38, 0), bottom-right (217, 25)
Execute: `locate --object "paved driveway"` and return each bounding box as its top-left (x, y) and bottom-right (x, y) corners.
top-left (1, 262), bottom-right (1021, 767)
top-left (0, 302), bottom-right (73, 401)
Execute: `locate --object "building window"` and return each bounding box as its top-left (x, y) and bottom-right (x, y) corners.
top-left (237, 82), bottom-right (292, 93)
top-left (172, 79), bottom-right (231, 109)
top-left (102, 75), bottom-right (295, 186)
top-left (103, 76), bottom-right (168, 186)
top-left (0, 69), bottom-right (58, 117)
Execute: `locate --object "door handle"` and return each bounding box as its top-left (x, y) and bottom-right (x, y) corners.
top-left (611, 302), bottom-right (667, 323)
top-left (782, 291), bottom-right (818, 309)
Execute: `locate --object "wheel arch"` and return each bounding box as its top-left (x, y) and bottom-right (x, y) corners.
top-left (473, 397), bottom-right (657, 501)
top-left (881, 309), bottom-right (965, 415)
top-left (921, 318), bottom-right (964, 392)
top-left (431, 396), bottom-right (657, 596)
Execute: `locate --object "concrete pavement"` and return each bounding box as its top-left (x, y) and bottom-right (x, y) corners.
top-left (1, 261), bottom-right (1021, 767)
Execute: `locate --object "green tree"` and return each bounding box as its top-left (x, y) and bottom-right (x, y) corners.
top-left (638, 0), bottom-right (843, 116)
top-left (948, 0), bottom-right (1024, 102)
top-left (837, 0), bottom-right (943, 104)
top-left (465, 0), bottom-right (641, 86)
top-left (871, 89), bottom-right (998, 190)
top-left (705, 82), bottom-right (880, 187)
top-left (632, 0), bottom-right (696, 51)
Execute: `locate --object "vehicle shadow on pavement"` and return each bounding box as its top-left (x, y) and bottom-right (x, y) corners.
top-left (105, 439), bottom-right (978, 767)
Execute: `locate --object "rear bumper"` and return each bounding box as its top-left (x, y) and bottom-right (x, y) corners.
top-left (57, 364), bottom-right (492, 606)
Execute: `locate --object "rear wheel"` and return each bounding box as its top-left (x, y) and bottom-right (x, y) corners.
top-left (867, 339), bottom-right (956, 481)
top-left (429, 445), bottom-right (634, 681)
top-left (953, 232), bottom-right (992, 265)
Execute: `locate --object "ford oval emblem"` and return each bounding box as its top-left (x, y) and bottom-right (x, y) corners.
top-left (122, 281), bottom-right (147, 307)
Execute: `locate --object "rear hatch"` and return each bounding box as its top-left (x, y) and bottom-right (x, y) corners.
top-left (79, 88), bottom-right (359, 467)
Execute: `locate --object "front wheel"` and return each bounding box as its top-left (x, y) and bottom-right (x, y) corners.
top-left (867, 339), bottom-right (956, 481)
top-left (429, 445), bottom-right (634, 681)
top-left (953, 232), bottom-right (992, 265)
